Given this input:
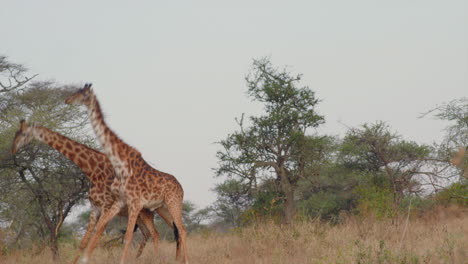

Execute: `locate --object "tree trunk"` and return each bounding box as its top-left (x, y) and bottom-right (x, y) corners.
top-left (278, 165), bottom-right (296, 224)
top-left (283, 188), bottom-right (296, 224)
top-left (49, 232), bottom-right (59, 260)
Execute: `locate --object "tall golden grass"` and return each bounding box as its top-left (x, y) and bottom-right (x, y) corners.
top-left (1, 206), bottom-right (466, 264)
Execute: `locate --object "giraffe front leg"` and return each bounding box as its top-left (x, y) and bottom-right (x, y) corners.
top-left (80, 202), bottom-right (122, 264)
top-left (119, 201), bottom-right (143, 264)
top-left (71, 208), bottom-right (99, 264)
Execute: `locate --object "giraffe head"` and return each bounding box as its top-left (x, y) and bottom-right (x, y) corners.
top-left (12, 120), bottom-right (34, 154)
top-left (65, 83), bottom-right (93, 106)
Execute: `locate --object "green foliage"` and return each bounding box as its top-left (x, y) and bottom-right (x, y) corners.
top-left (433, 182), bottom-right (468, 206)
top-left (215, 99), bottom-right (465, 224)
top-left (355, 185), bottom-right (395, 218)
top-left (424, 98), bottom-right (468, 151)
top-left (0, 56), bottom-right (92, 256)
top-left (210, 179), bottom-right (252, 227)
top-left (216, 57), bottom-right (325, 223)
top-left (245, 57), bottom-right (324, 132)
top-left (421, 98), bottom-right (467, 204)
top-left (182, 200), bottom-right (211, 233)
top-left (340, 121), bottom-right (431, 173)
top-left (295, 161), bottom-right (360, 221)
top-left (339, 121), bottom-right (432, 208)
top-left (57, 224), bottom-right (77, 244)
top-left (247, 181), bottom-right (283, 222)
top-left (298, 191), bottom-right (353, 221)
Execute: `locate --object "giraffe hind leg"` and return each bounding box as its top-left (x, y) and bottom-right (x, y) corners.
top-left (173, 222), bottom-right (180, 251)
top-left (135, 217), bottom-right (149, 258)
top-left (167, 204), bottom-right (188, 264)
top-left (156, 206), bottom-right (175, 229)
top-left (138, 209), bottom-right (160, 257)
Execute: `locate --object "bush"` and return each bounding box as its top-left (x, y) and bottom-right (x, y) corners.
top-left (433, 182), bottom-right (468, 207)
top-left (240, 190), bottom-right (283, 224)
top-left (298, 191), bottom-right (355, 222)
top-left (355, 185), bottom-right (395, 218)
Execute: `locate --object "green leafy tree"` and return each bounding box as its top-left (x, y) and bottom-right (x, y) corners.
top-left (0, 55), bottom-right (37, 94)
top-left (339, 121), bottom-right (432, 213)
top-left (424, 98), bottom-right (467, 152)
top-left (423, 98), bottom-right (467, 201)
top-left (426, 98), bottom-right (467, 174)
top-left (0, 56), bottom-right (92, 258)
top-left (296, 135), bottom-right (359, 220)
top-left (216, 57), bottom-right (324, 224)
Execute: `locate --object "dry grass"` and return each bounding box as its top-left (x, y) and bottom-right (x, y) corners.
top-left (1, 207), bottom-right (467, 264)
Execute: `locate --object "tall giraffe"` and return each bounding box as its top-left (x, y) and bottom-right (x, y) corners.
top-left (11, 120), bottom-right (167, 263)
top-left (65, 84), bottom-right (188, 264)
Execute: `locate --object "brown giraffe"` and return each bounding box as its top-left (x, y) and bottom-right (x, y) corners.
top-left (65, 84), bottom-right (188, 264)
top-left (11, 120), bottom-right (169, 263)
top-left (451, 147), bottom-right (467, 178)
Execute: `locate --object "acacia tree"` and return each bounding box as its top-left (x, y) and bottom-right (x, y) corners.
top-left (0, 55), bottom-right (37, 94)
top-left (0, 56), bottom-right (92, 257)
top-left (422, 98), bottom-right (467, 201)
top-left (216, 58), bottom-right (324, 224)
top-left (426, 98), bottom-right (467, 175)
top-left (339, 121), bottom-right (432, 208)
top-left (426, 98), bottom-right (468, 151)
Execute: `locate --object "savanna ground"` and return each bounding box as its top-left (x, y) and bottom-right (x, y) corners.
top-left (1, 206), bottom-right (466, 264)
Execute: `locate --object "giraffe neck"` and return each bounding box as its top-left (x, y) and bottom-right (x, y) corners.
top-left (86, 92), bottom-right (135, 179)
top-left (32, 126), bottom-right (101, 181)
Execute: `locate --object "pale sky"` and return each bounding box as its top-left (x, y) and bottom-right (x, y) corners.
top-left (1, 0), bottom-right (467, 208)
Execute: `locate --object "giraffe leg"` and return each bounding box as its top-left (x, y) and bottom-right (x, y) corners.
top-left (138, 210), bottom-right (160, 257)
top-left (156, 206), bottom-right (175, 229)
top-left (71, 208), bottom-right (99, 264)
top-left (80, 202), bottom-right (122, 264)
top-left (167, 202), bottom-right (189, 264)
top-left (135, 216), bottom-right (150, 258)
top-left (119, 202), bottom-right (142, 264)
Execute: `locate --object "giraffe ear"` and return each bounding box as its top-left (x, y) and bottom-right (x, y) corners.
top-left (20, 120), bottom-right (28, 131)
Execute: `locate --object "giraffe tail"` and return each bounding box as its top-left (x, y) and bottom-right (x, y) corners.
top-left (173, 222), bottom-right (180, 250)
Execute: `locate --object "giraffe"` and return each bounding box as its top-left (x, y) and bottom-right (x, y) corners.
top-left (11, 120), bottom-right (168, 263)
top-left (65, 84), bottom-right (188, 264)
top-left (451, 147), bottom-right (467, 178)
